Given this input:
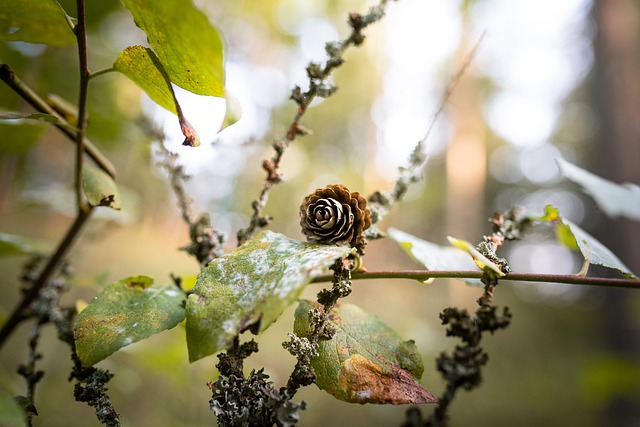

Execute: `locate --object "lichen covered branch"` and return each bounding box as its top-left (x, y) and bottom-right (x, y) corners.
top-left (237, 0), bottom-right (394, 245)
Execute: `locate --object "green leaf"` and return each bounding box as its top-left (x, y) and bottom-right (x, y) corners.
top-left (0, 391), bottom-right (27, 427)
top-left (113, 46), bottom-right (201, 146)
top-left (0, 0), bottom-right (76, 46)
top-left (82, 164), bottom-right (121, 210)
top-left (221, 92), bottom-right (242, 131)
top-left (0, 233), bottom-right (44, 257)
top-left (119, 0), bottom-right (225, 97)
top-left (113, 46), bottom-right (177, 114)
top-left (294, 300), bottom-right (437, 405)
top-left (557, 158), bottom-right (640, 221)
top-left (185, 231), bottom-right (354, 362)
top-left (74, 276), bottom-right (186, 366)
top-left (0, 111), bottom-right (77, 133)
top-left (388, 228), bottom-right (482, 285)
top-left (536, 205), bottom-right (638, 279)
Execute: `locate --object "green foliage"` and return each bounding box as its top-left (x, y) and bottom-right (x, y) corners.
top-left (82, 164), bottom-right (121, 210)
top-left (185, 231), bottom-right (354, 362)
top-left (557, 158), bottom-right (640, 221)
top-left (388, 227), bottom-right (481, 285)
top-left (0, 391), bottom-right (27, 427)
top-left (74, 276), bottom-right (186, 366)
top-left (113, 46), bottom-right (177, 114)
top-left (294, 300), bottom-right (437, 404)
top-left (537, 205), bottom-right (638, 278)
top-left (0, 0), bottom-right (76, 46)
top-left (119, 0), bottom-right (225, 97)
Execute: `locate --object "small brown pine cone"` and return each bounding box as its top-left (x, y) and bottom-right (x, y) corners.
top-left (300, 184), bottom-right (372, 251)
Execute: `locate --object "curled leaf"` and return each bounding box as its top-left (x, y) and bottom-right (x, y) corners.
top-left (82, 165), bottom-right (121, 210)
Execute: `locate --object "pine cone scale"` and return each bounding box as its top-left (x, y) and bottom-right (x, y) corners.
top-left (300, 184), bottom-right (371, 253)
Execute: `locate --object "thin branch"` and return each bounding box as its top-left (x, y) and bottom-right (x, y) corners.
top-left (236, 0), bottom-right (393, 246)
top-left (367, 33), bottom-right (486, 231)
top-left (75, 0), bottom-right (89, 207)
top-left (0, 204), bottom-right (92, 349)
top-left (310, 269), bottom-right (640, 289)
top-left (155, 139), bottom-right (225, 265)
top-left (0, 64), bottom-right (116, 178)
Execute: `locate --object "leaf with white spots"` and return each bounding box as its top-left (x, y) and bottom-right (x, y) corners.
top-left (74, 276), bottom-right (186, 366)
top-left (294, 300), bottom-right (438, 405)
top-left (185, 230), bottom-right (354, 362)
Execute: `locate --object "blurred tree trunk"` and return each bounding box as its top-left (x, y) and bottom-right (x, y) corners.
top-left (591, 0), bottom-right (640, 425)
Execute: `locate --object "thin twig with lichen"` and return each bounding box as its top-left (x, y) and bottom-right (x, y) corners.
top-left (237, 0), bottom-right (394, 246)
top-left (367, 33), bottom-right (486, 236)
top-left (154, 139), bottom-right (225, 266)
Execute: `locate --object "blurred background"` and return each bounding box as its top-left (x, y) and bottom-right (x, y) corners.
top-left (1, 0), bottom-right (640, 425)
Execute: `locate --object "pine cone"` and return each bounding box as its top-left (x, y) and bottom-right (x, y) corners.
top-left (300, 184), bottom-right (371, 251)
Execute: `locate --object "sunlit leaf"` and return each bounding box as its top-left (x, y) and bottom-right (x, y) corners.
top-left (557, 158), bottom-right (640, 221)
top-left (536, 205), bottom-right (638, 279)
top-left (82, 164), bottom-right (121, 210)
top-left (74, 276), bottom-right (186, 366)
top-left (185, 231), bottom-right (354, 362)
top-left (388, 228), bottom-right (481, 285)
top-left (447, 236), bottom-right (505, 277)
top-left (0, 0), bottom-right (76, 46)
top-left (220, 91), bottom-right (242, 131)
top-left (0, 391), bottom-right (27, 427)
top-left (119, 0), bottom-right (224, 96)
top-left (113, 46), bottom-right (201, 146)
top-left (0, 111), bottom-right (77, 133)
top-left (113, 46), bottom-right (177, 114)
top-left (294, 300), bottom-right (437, 405)
top-left (0, 233), bottom-right (44, 257)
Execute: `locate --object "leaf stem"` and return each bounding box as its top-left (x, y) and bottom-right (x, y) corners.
top-left (0, 64), bottom-right (116, 178)
top-left (310, 269), bottom-right (640, 289)
top-left (88, 68), bottom-right (115, 80)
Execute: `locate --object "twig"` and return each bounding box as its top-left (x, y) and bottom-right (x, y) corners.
top-left (236, 0), bottom-right (393, 246)
top-left (0, 64), bottom-right (116, 178)
top-left (0, 199), bottom-right (92, 349)
top-left (155, 140), bottom-right (225, 265)
top-left (367, 33), bottom-right (486, 231)
top-left (310, 269), bottom-right (640, 289)
top-left (75, 0), bottom-right (89, 207)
